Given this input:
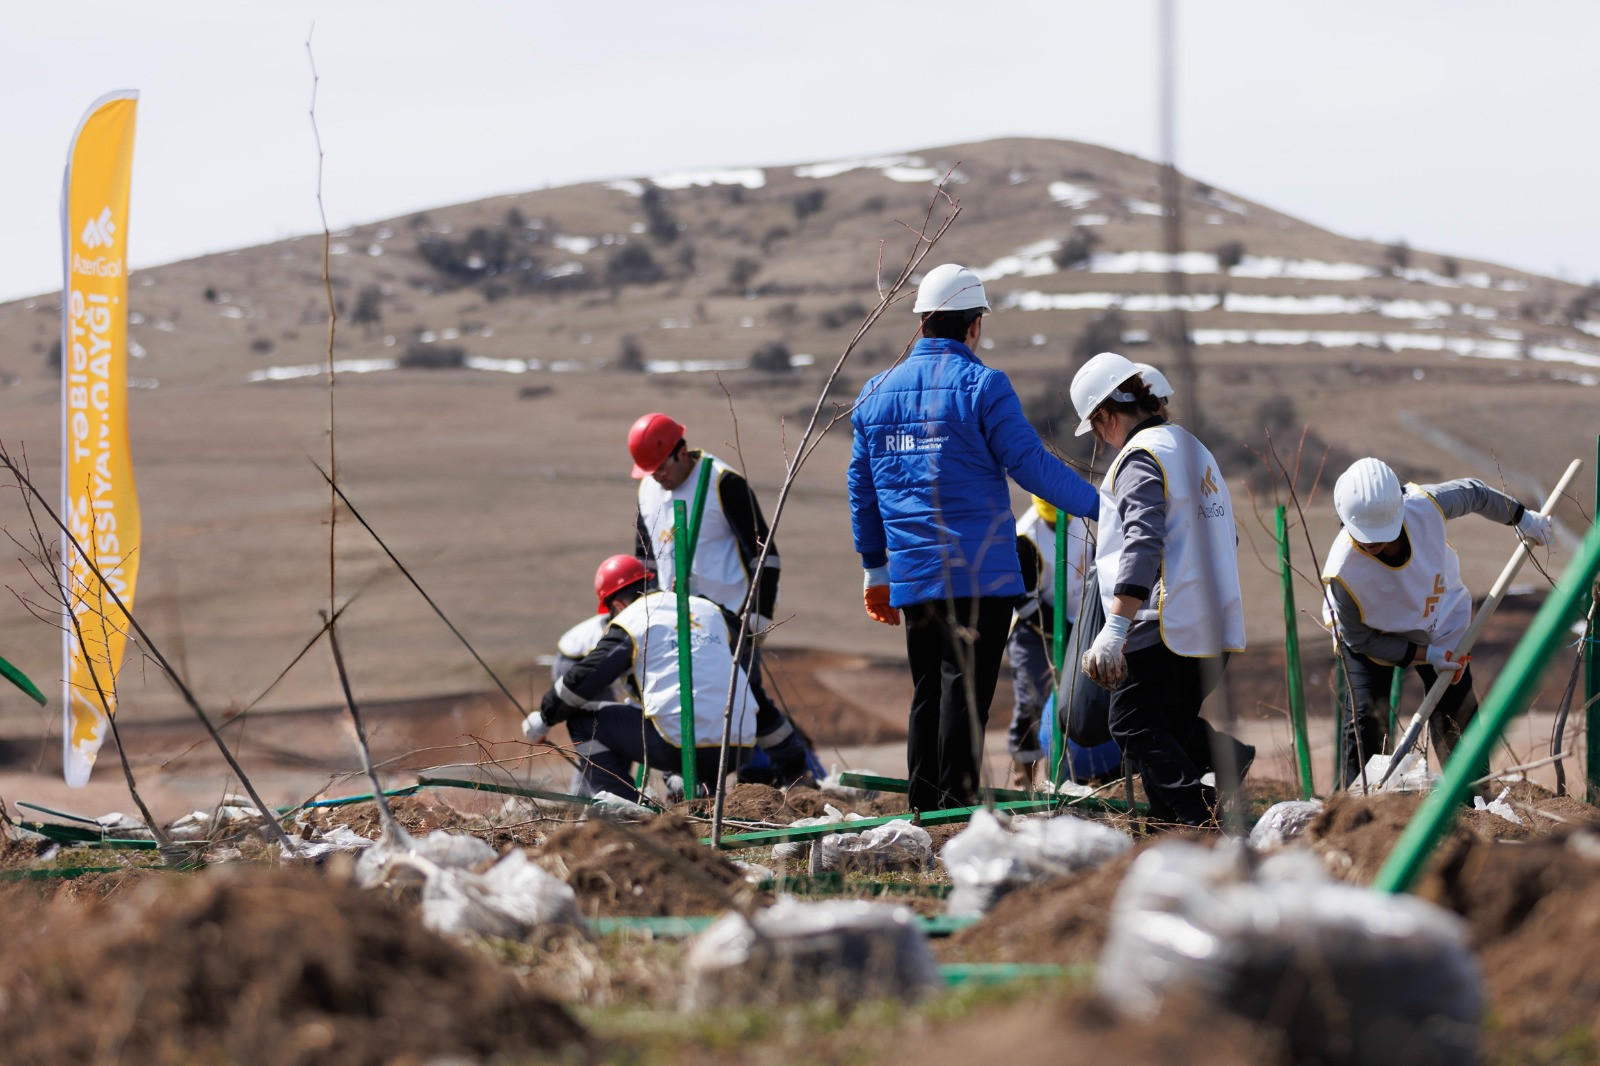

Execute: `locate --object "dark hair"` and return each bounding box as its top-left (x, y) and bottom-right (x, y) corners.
top-left (1095, 375), bottom-right (1164, 424)
top-left (920, 307), bottom-right (984, 341)
top-left (606, 578), bottom-right (651, 612)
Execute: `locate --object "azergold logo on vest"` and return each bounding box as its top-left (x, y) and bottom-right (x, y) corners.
top-left (1200, 466), bottom-right (1219, 496)
top-left (1422, 574), bottom-right (1445, 618)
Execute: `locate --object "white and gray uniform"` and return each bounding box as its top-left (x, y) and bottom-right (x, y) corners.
top-left (544, 590), bottom-right (759, 747)
top-left (1095, 422), bottom-right (1245, 657)
top-left (1321, 478), bottom-right (1526, 664)
top-left (636, 450), bottom-right (780, 620)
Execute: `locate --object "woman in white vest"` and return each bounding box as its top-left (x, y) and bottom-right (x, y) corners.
top-left (1322, 457), bottom-right (1551, 788)
top-left (1070, 352), bottom-right (1251, 826)
top-left (525, 556), bottom-right (811, 802)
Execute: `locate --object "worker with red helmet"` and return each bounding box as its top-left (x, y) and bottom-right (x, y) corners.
top-left (524, 555), bottom-right (811, 801)
top-left (629, 413), bottom-right (780, 634)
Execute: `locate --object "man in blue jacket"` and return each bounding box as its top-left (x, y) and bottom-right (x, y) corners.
top-left (847, 264), bottom-right (1100, 812)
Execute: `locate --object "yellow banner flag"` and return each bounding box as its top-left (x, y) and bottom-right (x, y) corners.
top-left (60, 90), bottom-right (140, 788)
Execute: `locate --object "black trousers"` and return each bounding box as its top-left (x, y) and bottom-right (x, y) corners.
top-left (903, 596), bottom-right (1014, 813)
top-left (1337, 648), bottom-right (1483, 789)
top-left (565, 702), bottom-right (748, 804)
top-left (1109, 643), bottom-right (1249, 825)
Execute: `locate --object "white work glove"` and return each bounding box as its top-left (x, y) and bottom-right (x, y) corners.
top-left (1081, 614), bottom-right (1132, 688)
top-left (521, 711), bottom-right (552, 745)
top-left (747, 613), bottom-right (771, 640)
top-left (1516, 509), bottom-right (1552, 547)
top-left (1424, 645), bottom-right (1470, 682)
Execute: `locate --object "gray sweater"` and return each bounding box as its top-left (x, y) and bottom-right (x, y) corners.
top-left (1326, 478), bottom-right (1526, 664)
top-left (1105, 419), bottom-right (1191, 653)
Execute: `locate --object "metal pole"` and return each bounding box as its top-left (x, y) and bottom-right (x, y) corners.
top-left (673, 500), bottom-right (698, 799)
top-left (1375, 517), bottom-right (1600, 894)
top-left (1276, 506), bottom-right (1315, 799)
top-left (1589, 434), bottom-right (1600, 801)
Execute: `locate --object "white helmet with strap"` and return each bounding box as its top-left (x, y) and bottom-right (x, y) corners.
top-left (1069, 351), bottom-right (1141, 436)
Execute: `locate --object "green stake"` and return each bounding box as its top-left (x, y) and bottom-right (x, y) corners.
top-left (1588, 434), bottom-right (1600, 802)
top-left (1275, 506), bottom-right (1315, 799)
top-left (1375, 517), bottom-right (1600, 894)
top-left (1050, 513), bottom-right (1070, 787)
top-left (673, 500), bottom-right (698, 799)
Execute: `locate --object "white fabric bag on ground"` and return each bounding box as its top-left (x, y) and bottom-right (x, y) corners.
top-left (683, 897), bottom-right (941, 1009)
top-left (1098, 840), bottom-right (1481, 1066)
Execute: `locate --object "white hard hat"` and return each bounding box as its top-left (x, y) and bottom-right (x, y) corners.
top-left (1069, 351), bottom-right (1141, 436)
top-left (1334, 458), bottom-right (1405, 543)
top-left (1134, 362), bottom-right (1174, 399)
top-left (912, 263), bottom-right (990, 314)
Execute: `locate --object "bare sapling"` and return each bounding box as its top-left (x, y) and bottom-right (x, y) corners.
top-left (708, 176), bottom-right (965, 844)
top-left (0, 443), bottom-right (295, 850)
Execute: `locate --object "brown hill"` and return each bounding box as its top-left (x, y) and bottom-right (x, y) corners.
top-left (0, 135), bottom-right (1592, 800)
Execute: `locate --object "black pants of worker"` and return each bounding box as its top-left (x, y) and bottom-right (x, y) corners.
top-left (564, 702), bottom-right (749, 804)
top-left (1110, 643), bottom-right (1249, 826)
top-left (1337, 648), bottom-right (1483, 790)
top-left (903, 596), bottom-right (1013, 813)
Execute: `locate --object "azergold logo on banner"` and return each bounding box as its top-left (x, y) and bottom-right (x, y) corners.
top-left (80, 206), bottom-right (115, 249)
top-left (1200, 466), bottom-right (1219, 496)
top-left (1422, 573), bottom-right (1446, 617)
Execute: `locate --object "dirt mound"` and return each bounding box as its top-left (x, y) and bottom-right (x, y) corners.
top-left (0, 867), bottom-right (585, 1066)
top-left (939, 848), bottom-right (1141, 966)
top-left (895, 985), bottom-right (1282, 1065)
top-left (538, 812), bottom-right (757, 917)
top-left (298, 793), bottom-right (469, 838)
top-left (682, 783), bottom-right (911, 824)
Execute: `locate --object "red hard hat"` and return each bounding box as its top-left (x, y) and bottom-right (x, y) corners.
top-left (627, 412), bottom-right (685, 478)
top-left (594, 554), bottom-right (650, 613)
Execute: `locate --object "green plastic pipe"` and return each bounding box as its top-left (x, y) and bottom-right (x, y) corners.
top-left (1275, 506), bottom-right (1315, 799)
top-left (1050, 514), bottom-right (1070, 787)
top-left (1589, 434), bottom-right (1600, 802)
top-left (836, 770), bottom-right (1149, 815)
top-left (708, 798), bottom-right (1062, 849)
top-left (672, 500), bottom-right (698, 798)
top-left (1375, 517), bottom-right (1600, 894)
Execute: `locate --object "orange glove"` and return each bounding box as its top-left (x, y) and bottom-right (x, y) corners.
top-left (863, 567), bottom-right (900, 625)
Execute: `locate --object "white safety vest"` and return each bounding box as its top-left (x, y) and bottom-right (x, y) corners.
top-left (556, 613), bottom-right (610, 661)
top-left (1321, 487), bottom-right (1470, 650)
top-left (1095, 424), bottom-right (1246, 656)
top-left (610, 590), bottom-right (757, 748)
top-left (638, 452), bottom-right (761, 614)
top-left (1016, 509), bottom-right (1090, 625)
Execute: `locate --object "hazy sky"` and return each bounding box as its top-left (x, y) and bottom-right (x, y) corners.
top-left (4, 1), bottom-right (1596, 303)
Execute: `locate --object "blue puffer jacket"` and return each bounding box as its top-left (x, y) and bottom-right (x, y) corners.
top-left (847, 337), bottom-right (1099, 606)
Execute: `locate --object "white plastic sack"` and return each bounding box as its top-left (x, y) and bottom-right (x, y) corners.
top-left (1473, 786), bottom-right (1522, 826)
top-left (941, 807), bottom-right (1132, 916)
top-left (1348, 752), bottom-right (1434, 794)
top-left (588, 791), bottom-right (654, 820)
top-left (771, 804), bottom-right (856, 867)
top-left (281, 825), bottom-right (377, 865)
top-left (682, 897), bottom-right (941, 1009)
top-left (1248, 799), bottom-right (1324, 851)
top-left (355, 826), bottom-right (581, 940)
top-left (810, 820), bottom-right (932, 875)
top-left (818, 766), bottom-right (878, 803)
top-left (1098, 840), bottom-right (1482, 1066)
